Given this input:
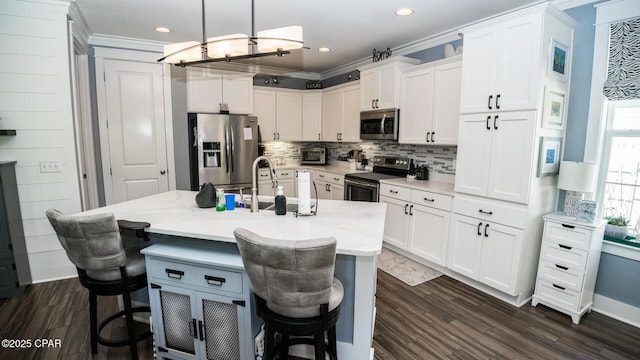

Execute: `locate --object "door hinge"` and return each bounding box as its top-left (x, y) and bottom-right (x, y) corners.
top-left (150, 283), bottom-right (161, 289)
top-left (232, 300), bottom-right (246, 307)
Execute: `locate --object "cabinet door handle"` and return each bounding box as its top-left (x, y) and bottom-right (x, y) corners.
top-left (478, 209), bottom-right (493, 215)
top-left (484, 223), bottom-right (490, 237)
top-left (160, 170), bottom-right (166, 175)
top-left (404, 204), bottom-right (409, 215)
top-left (191, 319), bottom-right (198, 339)
top-left (559, 244), bottom-right (572, 250)
top-left (561, 224), bottom-right (576, 229)
top-left (375, 99), bottom-right (379, 108)
top-left (552, 284), bottom-right (566, 291)
top-left (555, 264), bottom-right (569, 271)
top-left (493, 115), bottom-right (498, 130)
top-left (389, 189), bottom-right (399, 194)
top-left (277, 132), bottom-right (280, 140)
top-left (318, 174), bottom-right (325, 178)
top-left (486, 116), bottom-right (491, 130)
top-left (318, 133), bottom-right (321, 140)
top-left (431, 132), bottom-right (435, 142)
top-left (477, 222), bottom-right (483, 236)
top-left (423, 197), bottom-right (435, 202)
top-left (488, 95), bottom-right (493, 110)
top-left (204, 275), bottom-right (226, 286)
top-left (333, 177), bottom-right (340, 181)
top-left (281, 172), bottom-right (289, 176)
top-left (496, 94), bottom-right (501, 109)
top-left (198, 320), bottom-right (205, 341)
top-left (426, 132), bottom-right (431, 143)
top-left (409, 204), bottom-right (414, 216)
top-left (273, 132), bottom-right (277, 140)
top-left (372, 99), bottom-right (375, 109)
top-left (165, 268), bottom-right (185, 279)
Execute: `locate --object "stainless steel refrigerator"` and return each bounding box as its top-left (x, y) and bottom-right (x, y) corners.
top-left (188, 113), bottom-right (259, 192)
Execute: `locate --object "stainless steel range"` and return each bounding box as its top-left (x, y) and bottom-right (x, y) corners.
top-left (344, 156), bottom-right (411, 202)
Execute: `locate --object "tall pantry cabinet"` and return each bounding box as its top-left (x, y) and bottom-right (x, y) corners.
top-left (449, 3), bottom-right (576, 306)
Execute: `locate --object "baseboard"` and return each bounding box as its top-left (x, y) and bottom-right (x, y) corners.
top-left (30, 274), bottom-right (77, 284)
top-left (592, 294), bottom-right (640, 328)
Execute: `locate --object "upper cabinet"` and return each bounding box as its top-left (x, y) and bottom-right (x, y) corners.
top-left (322, 83), bottom-right (360, 142)
top-left (359, 57), bottom-right (419, 111)
top-left (252, 88), bottom-right (302, 141)
top-left (301, 91), bottom-right (323, 141)
top-left (187, 69), bottom-right (254, 114)
top-left (399, 57), bottom-right (462, 145)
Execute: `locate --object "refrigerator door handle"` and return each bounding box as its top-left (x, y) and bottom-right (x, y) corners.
top-left (192, 126), bottom-right (198, 147)
top-left (224, 125), bottom-right (231, 174)
top-left (229, 126), bottom-right (235, 173)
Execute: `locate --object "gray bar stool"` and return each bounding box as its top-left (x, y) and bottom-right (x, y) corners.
top-left (46, 209), bottom-right (152, 360)
top-left (234, 227), bottom-right (343, 360)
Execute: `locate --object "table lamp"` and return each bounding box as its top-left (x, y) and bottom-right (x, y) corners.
top-left (557, 161), bottom-right (597, 217)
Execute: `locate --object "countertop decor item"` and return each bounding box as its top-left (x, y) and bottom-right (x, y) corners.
top-left (195, 182), bottom-right (216, 208)
top-left (604, 215), bottom-right (628, 239)
top-left (557, 161), bottom-right (597, 217)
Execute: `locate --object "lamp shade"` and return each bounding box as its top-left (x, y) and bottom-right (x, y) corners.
top-left (257, 26), bottom-right (303, 52)
top-left (207, 34), bottom-right (249, 58)
top-left (163, 41), bottom-right (202, 64)
top-left (557, 161), bottom-right (597, 193)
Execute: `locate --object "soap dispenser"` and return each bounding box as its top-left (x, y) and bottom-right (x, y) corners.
top-left (274, 186), bottom-right (286, 215)
top-left (216, 189), bottom-right (226, 212)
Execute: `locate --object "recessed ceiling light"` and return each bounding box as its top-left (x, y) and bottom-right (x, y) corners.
top-left (395, 8), bottom-right (414, 16)
top-left (155, 27), bottom-right (171, 33)
top-left (318, 47), bottom-right (331, 52)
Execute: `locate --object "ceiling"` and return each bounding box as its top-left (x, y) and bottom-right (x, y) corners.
top-left (75, 0), bottom-right (547, 76)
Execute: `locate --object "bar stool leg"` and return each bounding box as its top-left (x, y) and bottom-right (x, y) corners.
top-left (122, 290), bottom-right (138, 360)
top-left (314, 329), bottom-right (326, 360)
top-left (328, 326), bottom-right (338, 360)
top-left (89, 290), bottom-right (98, 354)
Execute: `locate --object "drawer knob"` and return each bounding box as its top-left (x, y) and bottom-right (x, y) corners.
top-left (389, 190), bottom-right (399, 194)
top-left (204, 275), bottom-right (226, 286)
top-left (478, 209), bottom-right (493, 215)
top-left (423, 197), bottom-right (435, 202)
top-left (555, 264), bottom-right (569, 271)
top-left (166, 268), bottom-right (185, 279)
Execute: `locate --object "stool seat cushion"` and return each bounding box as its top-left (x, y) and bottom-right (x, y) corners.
top-left (269, 277), bottom-right (344, 318)
top-left (86, 248), bottom-right (146, 281)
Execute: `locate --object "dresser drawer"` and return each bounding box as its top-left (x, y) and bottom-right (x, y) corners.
top-left (314, 171), bottom-right (344, 185)
top-left (543, 221), bottom-right (592, 251)
top-left (535, 279), bottom-right (580, 312)
top-left (275, 169), bottom-right (295, 179)
top-left (380, 183), bottom-right (411, 202)
top-left (537, 260), bottom-right (585, 292)
top-left (148, 258), bottom-right (243, 294)
top-left (410, 189), bottom-right (452, 211)
top-left (540, 241), bottom-right (588, 272)
top-left (453, 196), bottom-right (527, 228)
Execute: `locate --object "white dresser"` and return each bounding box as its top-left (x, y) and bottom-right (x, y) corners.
top-left (532, 213), bottom-right (606, 324)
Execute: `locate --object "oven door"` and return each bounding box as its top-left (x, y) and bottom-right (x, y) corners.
top-left (344, 178), bottom-right (379, 202)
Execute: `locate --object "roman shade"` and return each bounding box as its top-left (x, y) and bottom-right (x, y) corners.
top-left (603, 16), bottom-right (640, 100)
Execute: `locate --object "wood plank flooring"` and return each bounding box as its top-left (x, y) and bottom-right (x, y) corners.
top-left (1, 271), bottom-right (639, 359)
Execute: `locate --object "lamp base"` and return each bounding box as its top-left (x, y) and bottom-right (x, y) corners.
top-left (564, 191), bottom-right (584, 217)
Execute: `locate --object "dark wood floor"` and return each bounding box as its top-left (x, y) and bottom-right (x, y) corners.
top-left (1, 271), bottom-right (639, 359)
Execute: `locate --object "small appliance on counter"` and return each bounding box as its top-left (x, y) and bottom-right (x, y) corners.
top-left (301, 147), bottom-right (327, 165)
top-left (416, 165), bottom-right (429, 180)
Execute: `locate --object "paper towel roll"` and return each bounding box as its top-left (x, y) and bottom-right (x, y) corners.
top-left (297, 171), bottom-right (311, 214)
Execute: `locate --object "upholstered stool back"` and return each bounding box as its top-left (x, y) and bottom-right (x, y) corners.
top-left (234, 227), bottom-right (341, 318)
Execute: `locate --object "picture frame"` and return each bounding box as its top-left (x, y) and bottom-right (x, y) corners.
top-left (548, 38), bottom-right (570, 81)
top-left (536, 137), bottom-right (562, 177)
top-left (543, 87), bottom-right (566, 129)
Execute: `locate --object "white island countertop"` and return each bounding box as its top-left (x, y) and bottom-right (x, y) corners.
top-left (80, 190), bottom-right (386, 257)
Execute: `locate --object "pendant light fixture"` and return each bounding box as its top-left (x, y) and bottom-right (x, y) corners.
top-left (158, 0), bottom-right (303, 66)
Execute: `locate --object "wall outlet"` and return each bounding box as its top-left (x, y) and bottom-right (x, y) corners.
top-left (40, 160), bottom-right (61, 173)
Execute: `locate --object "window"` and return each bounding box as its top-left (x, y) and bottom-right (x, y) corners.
top-left (599, 99), bottom-right (640, 235)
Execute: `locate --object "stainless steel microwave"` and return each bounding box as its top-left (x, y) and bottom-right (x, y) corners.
top-left (301, 147), bottom-right (327, 165)
top-left (360, 108), bottom-right (399, 140)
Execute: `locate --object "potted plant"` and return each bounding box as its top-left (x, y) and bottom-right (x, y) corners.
top-left (604, 215), bottom-right (629, 239)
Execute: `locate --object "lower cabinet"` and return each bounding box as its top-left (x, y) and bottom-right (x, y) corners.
top-left (447, 213), bottom-right (523, 295)
top-left (312, 171), bottom-right (345, 200)
top-left (380, 183), bottom-right (451, 266)
top-left (142, 242), bottom-right (260, 360)
top-left (258, 169), bottom-right (295, 197)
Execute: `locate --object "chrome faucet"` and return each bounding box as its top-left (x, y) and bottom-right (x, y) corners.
top-left (251, 156), bottom-right (277, 212)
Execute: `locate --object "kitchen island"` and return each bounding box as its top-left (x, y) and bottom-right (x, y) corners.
top-left (81, 190), bottom-right (385, 360)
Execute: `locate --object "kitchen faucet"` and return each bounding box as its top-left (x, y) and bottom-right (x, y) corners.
top-left (251, 156), bottom-right (277, 212)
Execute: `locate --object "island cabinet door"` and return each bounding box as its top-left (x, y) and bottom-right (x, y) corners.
top-left (149, 283), bottom-right (248, 360)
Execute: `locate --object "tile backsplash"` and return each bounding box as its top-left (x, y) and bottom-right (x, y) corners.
top-left (262, 140), bottom-right (457, 175)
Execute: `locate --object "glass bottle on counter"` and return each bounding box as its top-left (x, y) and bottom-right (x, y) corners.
top-left (216, 189), bottom-right (226, 212)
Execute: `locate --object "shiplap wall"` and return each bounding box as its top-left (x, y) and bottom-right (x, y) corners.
top-left (0, 0), bottom-right (80, 282)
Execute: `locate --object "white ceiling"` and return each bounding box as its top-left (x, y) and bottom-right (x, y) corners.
top-left (75, 0), bottom-right (549, 76)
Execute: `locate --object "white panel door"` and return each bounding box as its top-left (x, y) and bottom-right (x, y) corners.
top-left (399, 67), bottom-right (435, 144)
top-left (275, 91), bottom-right (302, 141)
top-left (222, 75), bottom-right (253, 115)
top-left (341, 85), bottom-right (361, 142)
top-left (252, 89), bottom-right (276, 141)
top-left (408, 204), bottom-right (449, 266)
top-left (432, 61), bottom-right (462, 145)
top-left (478, 222), bottom-right (523, 295)
top-left (459, 25), bottom-right (499, 114)
top-left (447, 214), bottom-right (482, 279)
top-left (376, 63), bottom-right (398, 110)
top-left (330, 184), bottom-right (344, 201)
top-left (454, 114), bottom-right (493, 197)
top-left (187, 68), bottom-right (223, 113)
top-left (103, 59), bottom-right (168, 204)
top-left (322, 90), bottom-right (341, 141)
top-left (380, 196), bottom-right (409, 250)
top-left (359, 69), bottom-right (378, 110)
top-left (486, 111), bottom-right (535, 204)
top-left (302, 92), bottom-right (322, 141)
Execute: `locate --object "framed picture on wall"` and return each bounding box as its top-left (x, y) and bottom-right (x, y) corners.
top-left (543, 87), bottom-right (566, 129)
top-left (536, 137), bottom-right (562, 177)
top-left (548, 38), bottom-right (570, 81)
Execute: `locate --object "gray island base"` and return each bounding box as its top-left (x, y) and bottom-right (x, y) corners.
top-left (80, 190), bottom-right (385, 359)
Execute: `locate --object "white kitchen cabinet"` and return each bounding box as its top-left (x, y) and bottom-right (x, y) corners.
top-left (455, 111), bottom-right (536, 204)
top-left (459, 12), bottom-right (542, 114)
top-left (143, 242), bottom-right (259, 360)
top-left (302, 91), bottom-right (323, 141)
top-left (257, 168), bottom-right (294, 197)
top-left (399, 58), bottom-right (461, 145)
top-left (359, 57), bottom-right (419, 111)
top-left (380, 183), bottom-right (452, 266)
top-left (187, 69), bottom-right (254, 114)
top-left (532, 214), bottom-right (606, 324)
top-left (448, 213), bottom-right (523, 295)
top-left (322, 83), bottom-right (360, 142)
top-left (252, 88), bottom-right (302, 141)
top-left (312, 170), bottom-right (344, 200)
